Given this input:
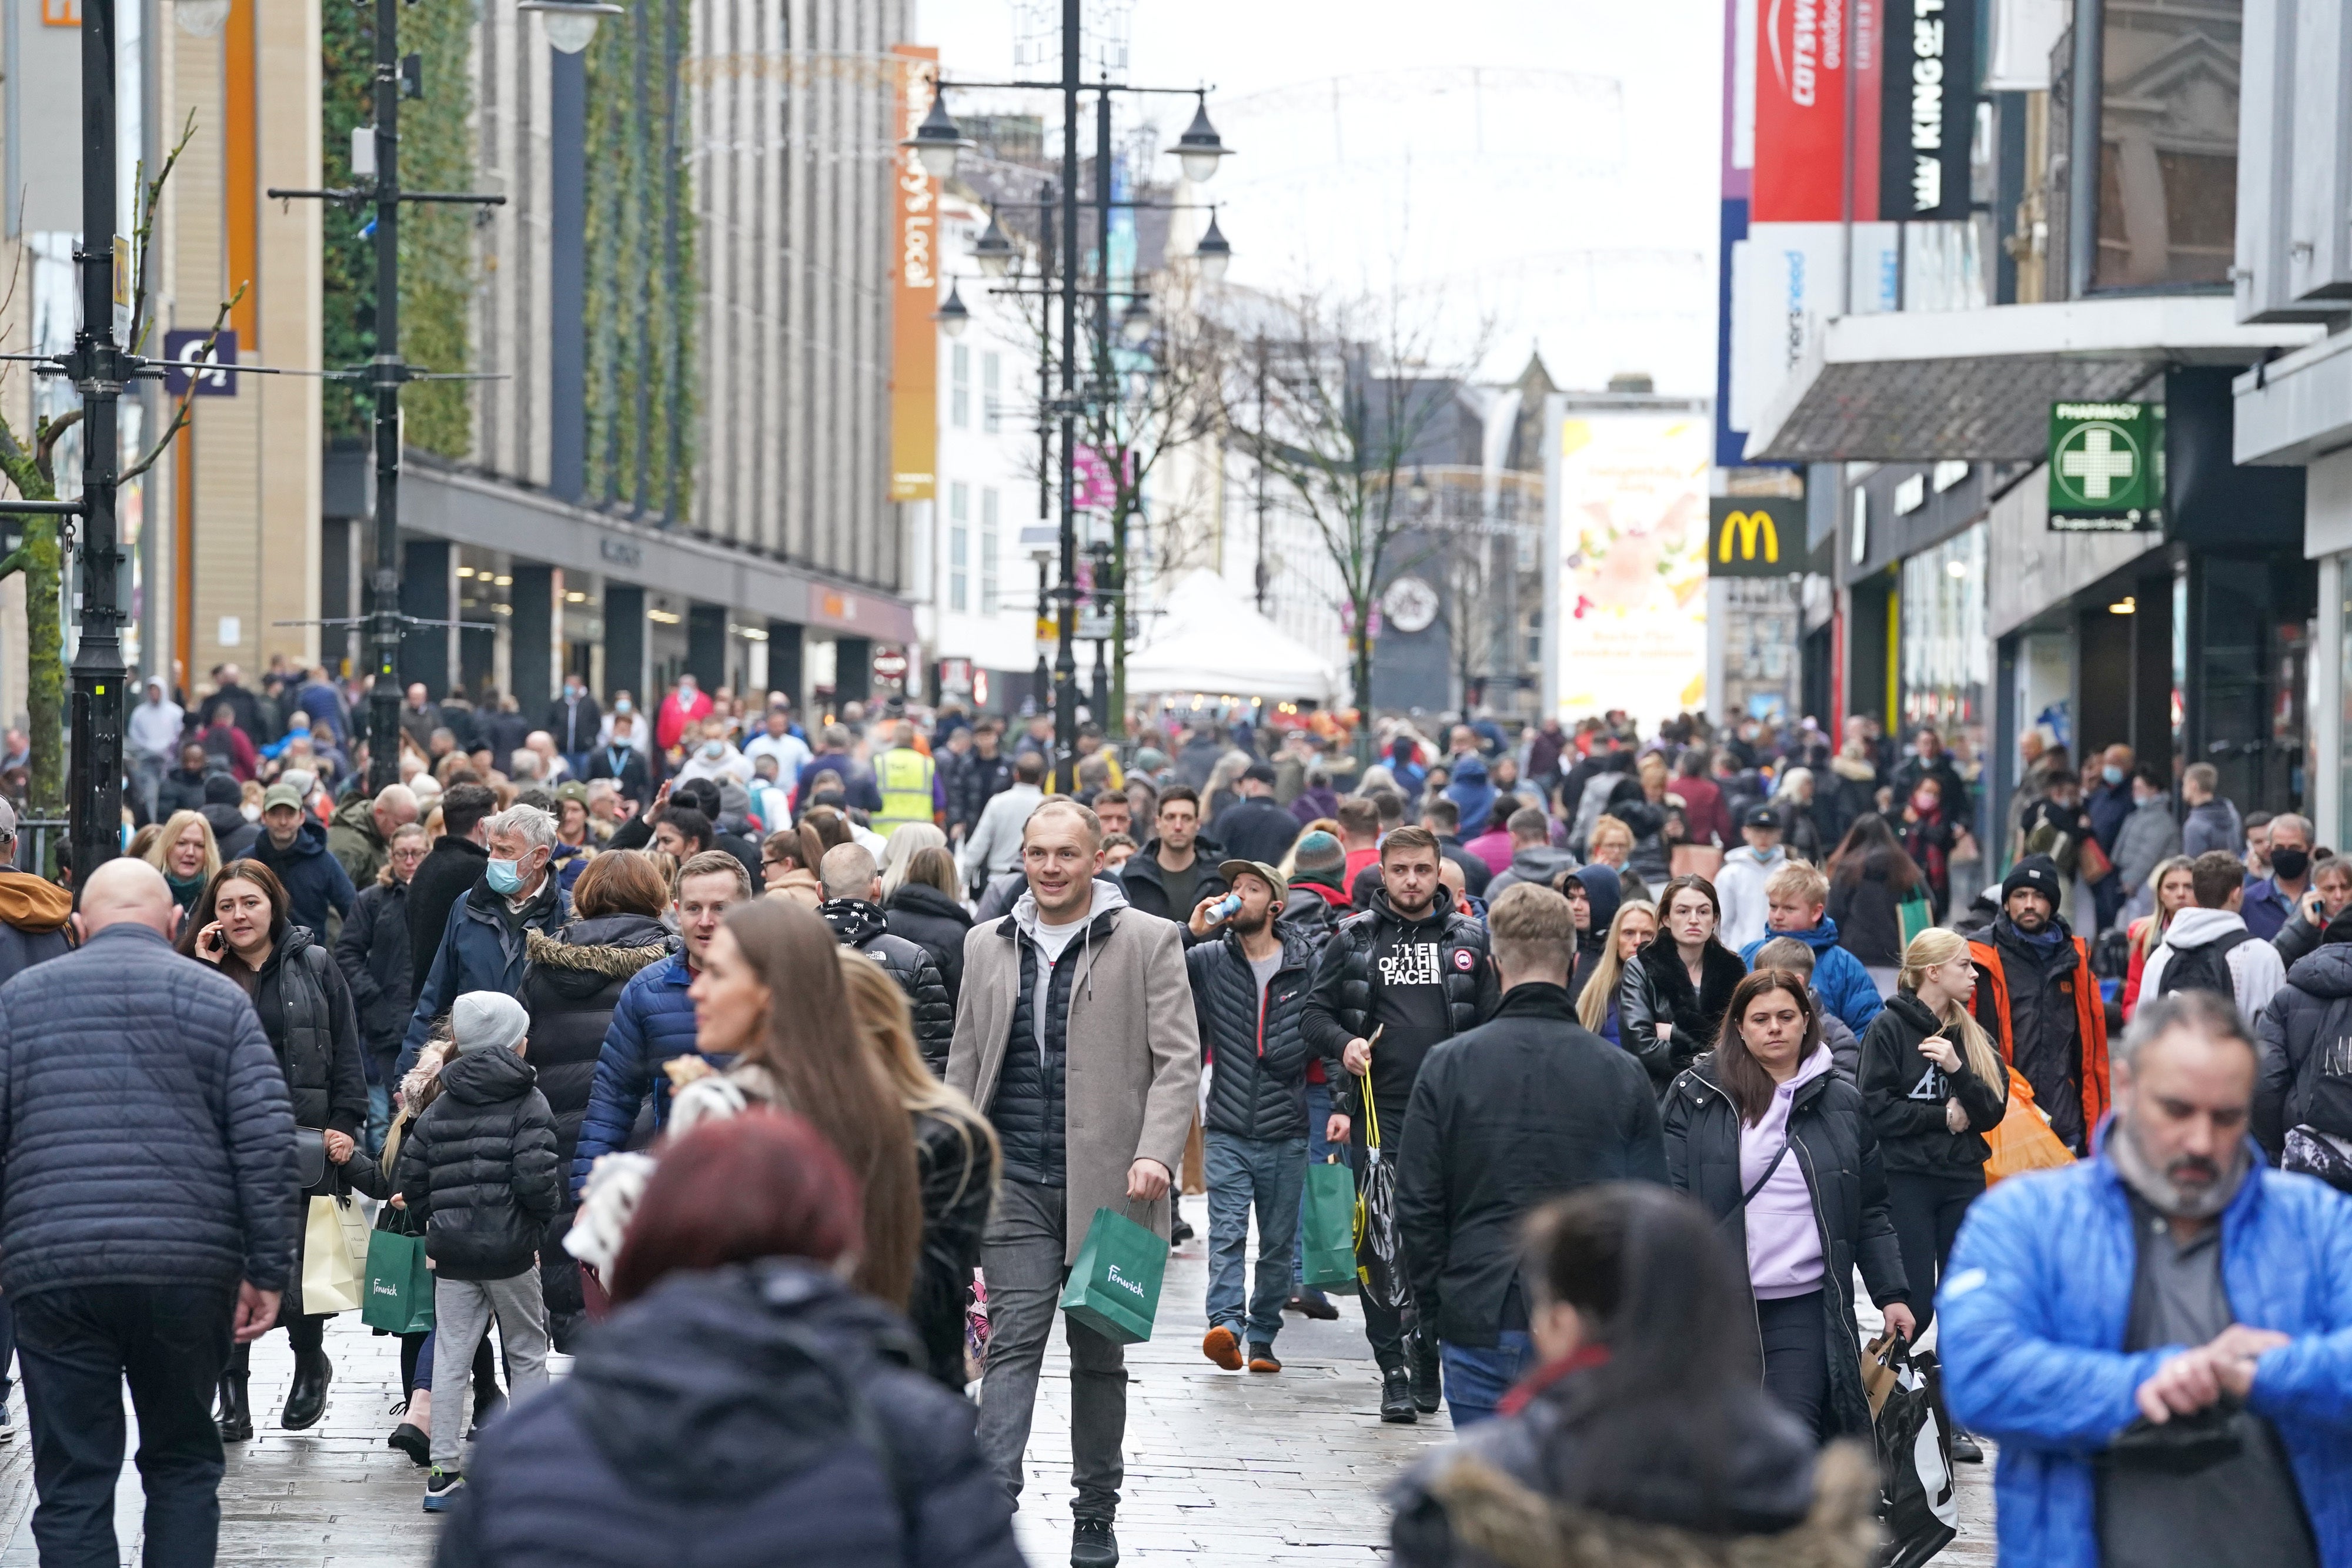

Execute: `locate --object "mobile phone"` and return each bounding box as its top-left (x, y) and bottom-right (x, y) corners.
top-left (202, 927), bottom-right (224, 954)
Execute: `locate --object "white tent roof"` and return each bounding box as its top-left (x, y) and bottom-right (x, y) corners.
top-left (1124, 570), bottom-right (1341, 704)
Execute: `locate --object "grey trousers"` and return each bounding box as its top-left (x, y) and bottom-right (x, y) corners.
top-left (975, 1178), bottom-right (1127, 1520)
top-left (430, 1271), bottom-right (549, 1469)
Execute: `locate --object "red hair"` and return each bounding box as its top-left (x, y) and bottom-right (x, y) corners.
top-left (606, 1112), bottom-right (864, 1305)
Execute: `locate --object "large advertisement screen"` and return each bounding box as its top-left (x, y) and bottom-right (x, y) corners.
top-left (1552, 414), bottom-right (1713, 727)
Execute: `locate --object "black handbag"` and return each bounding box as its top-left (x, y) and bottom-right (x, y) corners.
top-left (293, 1127), bottom-right (327, 1191)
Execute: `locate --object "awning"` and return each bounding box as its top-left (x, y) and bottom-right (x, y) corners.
top-left (1745, 296), bottom-right (2322, 464)
top-left (1125, 570), bottom-right (1342, 704)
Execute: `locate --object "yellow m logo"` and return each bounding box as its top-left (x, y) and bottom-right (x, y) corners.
top-left (1718, 510), bottom-right (1779, 563)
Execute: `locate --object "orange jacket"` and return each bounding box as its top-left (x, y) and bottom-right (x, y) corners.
top-left (1967, 936), bottom-right (2110, 1138)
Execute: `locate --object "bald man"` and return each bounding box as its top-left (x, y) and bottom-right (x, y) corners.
top-left (0, 854), bottom-right (297, 1563)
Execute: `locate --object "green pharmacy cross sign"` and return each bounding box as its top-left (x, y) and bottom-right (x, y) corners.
top-left (2048, 401), bottom-right (2164, 532)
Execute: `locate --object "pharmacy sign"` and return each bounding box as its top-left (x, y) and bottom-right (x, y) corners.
top-left (2049, 401), bottom-right (2163, 532)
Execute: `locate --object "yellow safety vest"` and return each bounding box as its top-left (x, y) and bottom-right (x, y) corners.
top-left (873, 747), bottom-right (937, 837)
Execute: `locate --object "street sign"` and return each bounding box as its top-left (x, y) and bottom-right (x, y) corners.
top-left (2049, 401), bottom-right (2163, 531)
top-left (162, 329), bottom-right (239, 396)
top-left (1707, 496), bottom-right (1804, 577)
top-left (871, 647), bottom-right (909, 681)
top-left (938, 656), bottom-right (974, 694)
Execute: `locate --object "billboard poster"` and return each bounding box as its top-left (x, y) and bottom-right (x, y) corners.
top-left (888, 45), bottom-right (939, 502)
top-left (1751, 0), bottom-right (1848, 220)
top-left (1553, 414), bottom-right (1713, 727)
top-left (1879, 0), bottom-right (1976, 219)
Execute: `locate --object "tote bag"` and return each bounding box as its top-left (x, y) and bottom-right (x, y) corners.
top-left (301, 1196), bottom-right (365, 1315)
top-left (1299, 1158), bottom-right (1359, 1293)
top-left (1057, 1205), bottom-right (1166, 1346)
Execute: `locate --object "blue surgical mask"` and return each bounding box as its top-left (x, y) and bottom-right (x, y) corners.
top-left (614, 699), bottom-right (633, 716)
top-left (702, 740), bottom-right (726, 760)
top-left (485, 857), bottom-right (523, 895)
top-left (2102, 765), bottom-right (2124, 786)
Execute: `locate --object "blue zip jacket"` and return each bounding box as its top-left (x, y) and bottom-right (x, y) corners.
top-left (1742, 917), bottom-right (1883, 1034)
top-left (1940, 1136), bottom-right (2352, 1568)
top-left (397, 876), bottom-right (569, 1078)
top-left (569, 952), bottom-right (724, 1196)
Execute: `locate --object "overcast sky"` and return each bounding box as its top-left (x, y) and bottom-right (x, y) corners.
top-left (917, 0), bottom-right (1725, 393)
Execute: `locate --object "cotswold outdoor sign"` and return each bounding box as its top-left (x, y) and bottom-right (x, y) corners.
top-left (1708, 496), bottom-right (1806, 577)
top-left (2048, 401), bottom-right (2164, 532)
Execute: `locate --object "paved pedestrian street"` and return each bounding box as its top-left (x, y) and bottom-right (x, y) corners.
top-left (0, 1219), bottom-right (1995, 1566)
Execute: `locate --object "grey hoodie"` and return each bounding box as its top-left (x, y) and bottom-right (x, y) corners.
top-left (1011, 877), bottom-right (1130, 1059)
top-left (1487, 844), bottom-right (1580, 898)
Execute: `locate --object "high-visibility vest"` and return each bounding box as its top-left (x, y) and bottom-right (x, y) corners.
top-left (873, 747), bottom-right (937, 836)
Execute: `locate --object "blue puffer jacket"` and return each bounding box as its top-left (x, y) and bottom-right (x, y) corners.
top-left (432, 1259), bottom-right (1023, 1568)
top-left (1941, 1138), bottom-right (2352, 1568)
top-left (1742, 917), bottom-right (1883, 1034)
top-left (569, 952), bottom-right (719, 1195)
top-left (0, 923), bottom-right (300, 1298)
top-left (397, 874), bottom-right (569, 1077)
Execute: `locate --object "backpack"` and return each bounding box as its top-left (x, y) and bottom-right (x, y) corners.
top-left (2303, 1031), bottom-right (2352, 1143)
top-left (2155, 928), bottom-right (2253, 1002)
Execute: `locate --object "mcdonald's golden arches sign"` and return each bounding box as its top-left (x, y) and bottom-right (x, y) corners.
top-left (1707, 497), bottom-right (1805, 579)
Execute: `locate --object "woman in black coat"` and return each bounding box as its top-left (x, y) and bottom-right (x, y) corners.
top-left (883, 845), bottom-right (973, 1007)
top-left (435, 1114), bottom-right (1022, 1568)
top-left (334, 822), bottom-right (428, 1148)
top-left (182, 857), bottom-right (370, 1441)
top-left (516, 848), bottom-right (674, 1349)
top-left (1663, 969), bottom-right (1912, 1442)
top-left (1619, 874), bottom-right (1748, 1098)
top-left (1825, 813), bottom-right (1928, 988)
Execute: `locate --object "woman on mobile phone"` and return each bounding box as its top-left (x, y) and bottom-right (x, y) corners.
top-left (179, 858), bottom-right (369, 1441)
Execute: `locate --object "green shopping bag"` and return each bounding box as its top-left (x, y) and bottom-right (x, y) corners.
top-left (1299, 1157), bottom-right (1359, 1293)
top-left (361, 1226), bottom-right (435, 1334)
top-left (1898, 892), bottom-right (1936, 948)
top-left (1057, 1205), bottom-right (1166, 1345)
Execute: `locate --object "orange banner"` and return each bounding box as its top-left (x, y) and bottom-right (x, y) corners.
top-left (888, 44), bottom-right (940, 502)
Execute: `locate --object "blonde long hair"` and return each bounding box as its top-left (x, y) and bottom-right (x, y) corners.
top-left (143, 810), bottom-right (220, 882)
top-left (836, 950), bottom-right (1000, 1213)
top-left (2133, 855), bottom-right (2196, 959)
top-left (1898, 927), bottom-right (2003, 1085)
top-left (1576, 899), bottom-right (1658, 1033)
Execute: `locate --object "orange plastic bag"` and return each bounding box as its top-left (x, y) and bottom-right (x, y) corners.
top-left (1983, 1066), bottom-right (2074, 1185)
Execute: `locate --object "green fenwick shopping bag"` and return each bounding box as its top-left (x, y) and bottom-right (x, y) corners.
top-left (1299, 1158), bottom-right (1359, 1293)
top-left (1058, 1205), bottom-right (1167, 1345)
top-left (1898, 892), bottom-right (1936, 949)
top-left (361, 1226), bottom-right (435, 1334)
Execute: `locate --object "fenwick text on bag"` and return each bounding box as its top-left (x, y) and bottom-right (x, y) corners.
top-left (1058, 1203), bottom-right (1168, 1346)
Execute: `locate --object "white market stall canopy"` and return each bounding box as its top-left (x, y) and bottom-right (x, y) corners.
top-left (1125, 570), bottom-right (1342, 704)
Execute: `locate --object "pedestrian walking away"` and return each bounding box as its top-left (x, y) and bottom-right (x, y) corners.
top-left (945, 796), bottom-right (1200, 1567)
top-left (1185, 861), bottom-right (1317, 1376)
top-left (2141, 850), bottom-right (2288, 1021)
top-left (1942, 990), bottom-right (2352, 1568)
top-left (1395, 884), bottom-right (1667, 1427)
top-left (1302, 825), bottom-right (1499, 1423)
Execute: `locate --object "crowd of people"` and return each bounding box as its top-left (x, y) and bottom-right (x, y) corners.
top-left (0, 674), bottom-right (2347, 1568)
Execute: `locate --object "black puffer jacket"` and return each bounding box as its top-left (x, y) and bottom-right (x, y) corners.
top-left (1859, 989), bottom-right (2008, 1176)
top-left (1618, 937), bottom-right (1748, 1097)
top-left (1187, 925), bottom-right (1317, 1141)
top-left (518, 915), bottom-right (676, 1171)
top-left (1300, 890), bottom-right (1499, 1121)
top-left (249, 927), bottom-right (370, 1194)
top-left (821, 900), bottom-right (954, 1071)
top-left (2257, 938), bottom-right (2352, 1162)
top-left (333, 878), bottom-right (411, 1079)
top-left (395, 1046), bottom-right (560, 1281)
top-left (910, 1107), bottom-right (996, 1391)
top-left (1117, 833), bottom-right (1228, 922)
top-left (434, 1261), bottom-right (1023, 1568)
top-left (1662, 1052), bottom-right (1909, 1439)
top-left (884, 882), bottom-right (972, 1005)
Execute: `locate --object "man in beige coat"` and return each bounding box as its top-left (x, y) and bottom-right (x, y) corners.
top-left (947, 795), bottom-right (1200, 1568)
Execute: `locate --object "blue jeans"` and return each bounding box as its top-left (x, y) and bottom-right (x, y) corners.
top-left (1294, 1080), bottom-right (1332, 1288)
top-left (1441, 1330), bottom-right (1534, 1428)
top-left (1204, 1131), bottom-right (1307, 1346)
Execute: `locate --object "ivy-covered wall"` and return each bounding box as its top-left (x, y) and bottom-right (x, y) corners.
top-left (320, 0), bottom-right (476, 457)
top-left (582, 0), bottom-right (697, 522)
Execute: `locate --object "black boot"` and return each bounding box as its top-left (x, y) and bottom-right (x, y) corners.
top-left (280, 1351), bottom-right (332, 1431)
top-left (1070, 1517), bottom-right (1120, 1567)
top-left (1408, 1338), bottom-right (1442, 1414)
top-left (215, 1373), bottom-right (252, 1442)
top-left (1379, 1367), bottom-right (1417, 1424)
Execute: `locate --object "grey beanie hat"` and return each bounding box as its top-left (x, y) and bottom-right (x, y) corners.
top-left (451, 991), bottom-right (530, 1055)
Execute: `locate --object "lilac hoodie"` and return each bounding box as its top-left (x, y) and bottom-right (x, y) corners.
top-left (1739, 1044), bottom-right (1836, 1299)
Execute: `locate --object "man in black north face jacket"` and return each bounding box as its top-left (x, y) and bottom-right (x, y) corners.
top-left (816, 843), bottom-right (954, 1070)
top-left (1185, 862), bottom-right (1318, 1372)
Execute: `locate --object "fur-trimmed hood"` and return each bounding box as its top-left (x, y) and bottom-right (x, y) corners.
top-left (525, 914), bottom-right (676, 1003)
top-left (1419, 1440), bottom-right (1879, 1568)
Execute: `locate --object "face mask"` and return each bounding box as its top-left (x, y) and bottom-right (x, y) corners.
top-left (485, 857), bottom-right (524, 895)
top-left (614, 700), bottom-right (633, 716)
top-left (1912, 791), bottom-right (1938, 813)
top-left (240, 803), bottom-right (261, 822)
top-left (565, 684), bottom-right (581, 698)
top-left (701, 740), bottom-right (726, 760)
top-left (2272, 848), bottom-right (2311, 881)
top-left (2102, 765), bottom-right (2124, 786)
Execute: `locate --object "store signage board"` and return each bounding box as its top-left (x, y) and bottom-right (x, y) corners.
top-left (2048, 401), bottom-right (2164, 532)
top-left (1709, 496), bottom-right (1806, 577)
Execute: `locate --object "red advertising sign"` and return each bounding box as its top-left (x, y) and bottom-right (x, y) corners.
top-left (1751, 0), bottom-right (1849, 221)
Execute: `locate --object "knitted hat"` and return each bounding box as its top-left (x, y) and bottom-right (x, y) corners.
top-left (451, 991), bottom-right (530, 1054)
top-left (2002, 854), bottom-right (2063, 907)
top-left (1292, 830), bottom-right (1345, 872)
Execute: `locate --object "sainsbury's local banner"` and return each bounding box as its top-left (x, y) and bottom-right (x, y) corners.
top-left (1553, 414), bottom-right (1712, 727)
top-left (888, 44), bottom-right (939, 502)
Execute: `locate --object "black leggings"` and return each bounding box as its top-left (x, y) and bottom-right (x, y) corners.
top-left (1756, 1291), bottom-right (1829, 1442)
top-left (225, 1310), bottom-right (325, 1373)
top-left (398, 1330), bottom-right (500, 1402)
top-left (1885, 1169), bottom-right (1983, 1335)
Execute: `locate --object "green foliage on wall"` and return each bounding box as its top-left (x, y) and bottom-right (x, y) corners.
top-left (320, 0), bottom-right (476, 457)
top-left (582, 0), bottom-right (699, 523)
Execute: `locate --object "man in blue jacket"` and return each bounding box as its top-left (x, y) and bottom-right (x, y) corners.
top-left (250, 781), bottom-right (356, 937)
top-left (0, 859), bottom-right (297, 1566)
top-left (1739, 861), bottom-right (1883, 1034)
top-left (570, 851), bottom-right (751, 1195)
top-left (1942, 988), bottom-right (2352, 1568)
top-left (398, 803), bottom-right (567, 1077)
